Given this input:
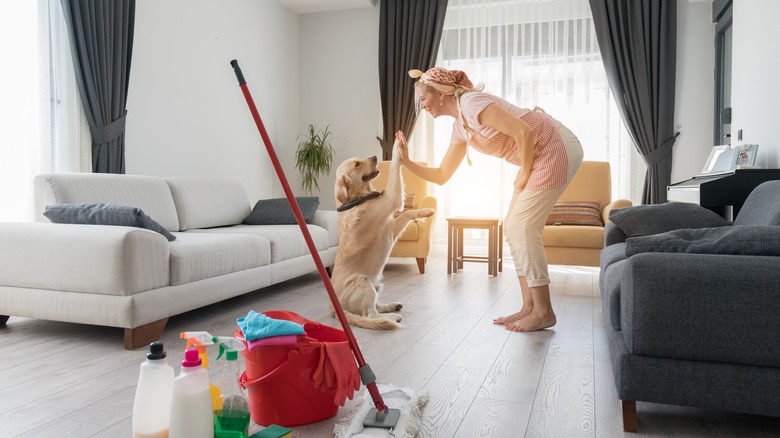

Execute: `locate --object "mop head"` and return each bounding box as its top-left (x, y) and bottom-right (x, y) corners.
top-left (334, 384), bottom-right (429, 438)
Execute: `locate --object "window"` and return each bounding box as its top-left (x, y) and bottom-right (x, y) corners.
top-left (714, 0), bottom-right (732, 145)
top-left (0, 0), bottom-right (89, 222)
top-left (408, 0), bottom-right (641, 245)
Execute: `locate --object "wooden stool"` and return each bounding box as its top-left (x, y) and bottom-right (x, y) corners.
top-left (447, 217), bottom-right (503, 276)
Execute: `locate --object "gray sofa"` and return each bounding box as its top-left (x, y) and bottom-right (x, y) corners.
top-left (0, 173), bottom-right (339, 349)
top-left (599, 180), bottom-right (780, 431)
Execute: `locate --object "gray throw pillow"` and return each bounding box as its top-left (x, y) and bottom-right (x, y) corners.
top-left (44, 203), bottom-right (176, 241)
top-left (243, 197), bottom-right (319, 225)
top-left (625, 225), bottom-right (780, 257)
top-left (609, 202), bottom-right (730, 237)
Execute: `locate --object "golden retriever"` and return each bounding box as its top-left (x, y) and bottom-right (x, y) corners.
top-left (330, 143), bottom-right (434, 330)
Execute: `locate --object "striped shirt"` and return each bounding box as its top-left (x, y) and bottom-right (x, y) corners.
top-left (451, 92), bottom-right (570, 190)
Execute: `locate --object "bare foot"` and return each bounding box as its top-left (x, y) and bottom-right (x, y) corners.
top-left (505, 312), bottom-right (556, 332)
top-left (493, 308), bottom-right (532, 325)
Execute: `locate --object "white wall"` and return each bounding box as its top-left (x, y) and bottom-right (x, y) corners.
top-left (672, 0), bottom-right (715, 183)
top-left (731, 0), bottom-right (780, 169)
top-left (297, 5), bottom-right (382, 210)
top-left (673, 0), bottom-right (780, 180)
top-left (126, 0), bottom-right (299, 204)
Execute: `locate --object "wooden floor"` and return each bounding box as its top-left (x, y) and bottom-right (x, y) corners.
top-left (2, 247), bottom-right (779, 437)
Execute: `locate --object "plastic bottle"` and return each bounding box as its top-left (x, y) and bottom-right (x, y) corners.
top-left (180, 331), bottom-right (221, 408)
top-left (212, 337), bottom-right (250, 438)
top-left (169, 348), bottom-right (214, 438)
top-left (132, 342), bottom-right (174, 438)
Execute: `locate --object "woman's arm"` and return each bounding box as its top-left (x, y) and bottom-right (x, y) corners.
top-left (478, 103), bottom-right (535, 190)
top-left (395, 130), bottom-right (466, 185)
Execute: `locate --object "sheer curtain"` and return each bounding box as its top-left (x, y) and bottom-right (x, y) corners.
top-left (408, 0), bottom-right (643, 245)
top-left (0, 0), bottom-right (90, 222)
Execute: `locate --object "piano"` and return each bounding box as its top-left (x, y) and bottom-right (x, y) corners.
top-left (667, 169), bottom-right (780, 220)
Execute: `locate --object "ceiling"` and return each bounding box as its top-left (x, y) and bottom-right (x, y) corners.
top-left (275, 0), bottom-right (376, 14)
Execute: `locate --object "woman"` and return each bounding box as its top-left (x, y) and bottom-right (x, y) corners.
top-left (395, 67), bottom-right (583, 332)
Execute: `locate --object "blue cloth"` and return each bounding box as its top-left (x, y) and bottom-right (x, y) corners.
top-left (237, 310), bottom-right (305, 342)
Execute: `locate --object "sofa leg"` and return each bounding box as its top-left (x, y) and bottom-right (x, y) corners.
top-left (0, 315), bottom-right (9, 326)
top-left (124, 318), bottom-right (169, 350)
top-left (622, 400), bottom-right (638, 432)
top-left (416, 258), bottom-right (426, 274)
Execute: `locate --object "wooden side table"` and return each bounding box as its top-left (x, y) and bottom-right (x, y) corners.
top-left (447, 217), bottom-right (503, 276)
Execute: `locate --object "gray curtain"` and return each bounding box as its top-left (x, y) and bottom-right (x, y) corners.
top-left (589, 0), bottom-right (678, 204)
top-left (378, 0), bottom-right (448, 160)
top-left (61, 0), bottom-right (135, 174)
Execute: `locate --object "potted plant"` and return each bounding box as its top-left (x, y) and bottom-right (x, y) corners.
top-left (295, 124), bottom-right (335, 196)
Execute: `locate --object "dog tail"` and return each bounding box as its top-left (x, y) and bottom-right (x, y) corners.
top-left (341, 309), bottom-right (403, 330)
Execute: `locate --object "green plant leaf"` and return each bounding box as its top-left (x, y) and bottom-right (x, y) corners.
top-left (295, 124), bottom-right (335, 196)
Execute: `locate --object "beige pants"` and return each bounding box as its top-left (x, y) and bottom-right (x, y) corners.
top-left (504, 125), bottom-right (584, 287)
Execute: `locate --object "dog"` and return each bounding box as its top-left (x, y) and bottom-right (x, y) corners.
top-left (330, 143), bottom-right (435, 330)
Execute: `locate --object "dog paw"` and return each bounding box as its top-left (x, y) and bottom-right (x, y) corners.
top-left (418, 208), bottom-right (435, 218)
top-left (386, 313), bottom-right (403, 323)
top-left (391, 302), bottom-right (403, 311)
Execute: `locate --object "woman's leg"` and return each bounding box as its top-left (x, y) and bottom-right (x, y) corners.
top-left (502, 124), bottom-right (583, 331)
top-left (493, 274), bottom-right (534, 325)
top-left (494, 193), bottom-right (533, 324)
top-left (497, 187), bottom-right (563, 331)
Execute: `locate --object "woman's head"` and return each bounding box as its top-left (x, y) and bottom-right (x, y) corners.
top-left (409, 67), bottom-right (483, 117)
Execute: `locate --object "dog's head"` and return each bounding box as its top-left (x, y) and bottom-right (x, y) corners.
top-left (334, 156), bottom-right (379, 206)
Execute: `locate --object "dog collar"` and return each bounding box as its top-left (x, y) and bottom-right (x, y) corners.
top-left (337, 191), bottom-right (384, 212)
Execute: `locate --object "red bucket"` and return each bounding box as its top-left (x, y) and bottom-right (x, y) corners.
top-left (236, 310), bottom-right (359, 427)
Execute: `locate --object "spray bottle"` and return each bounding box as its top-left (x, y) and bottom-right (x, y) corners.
top-left (180, 331), bottom-right (221, 408)
top-left (132, 342), bottom-right (174, 438)
top-left (212, 336), bottom-right (250, 438)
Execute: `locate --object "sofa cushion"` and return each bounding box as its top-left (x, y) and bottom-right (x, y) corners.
top-left (309, 210), bottom-right (339, 247)
top-left (243, 197), bottom-right (319, 225)
top-left (546, 201), bottom-right (603, 226)
top-left (733, 180), bottom-right (780, 226)
top-left (542, 225), bottom-right (604, 249)
top-left (625, 225), bottom-right (780, 257)
top-left (609, 202), bottom-right (730, 237)
top-left (189, 224), bottom-right (329, 263)
top-left (165, 178), bottom-right (251, 231)
top-left (34, 173), bottom-right (180, 231)
top-left (43, 203), bottom-right (176, 241)
top-left (168, 232), bottom-right (270, 285)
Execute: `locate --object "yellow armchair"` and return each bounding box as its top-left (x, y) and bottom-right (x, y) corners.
top-left (372, 161), bottom-right (438, 273)
top-left (542, 161), bottom-right (632, 267)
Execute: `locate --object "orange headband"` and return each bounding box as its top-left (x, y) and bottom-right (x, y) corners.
top-left (408, 67), bottom-right (474, 95)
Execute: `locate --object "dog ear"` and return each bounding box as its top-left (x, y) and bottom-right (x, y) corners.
top-left (334, 174), bottom-right (351, 204)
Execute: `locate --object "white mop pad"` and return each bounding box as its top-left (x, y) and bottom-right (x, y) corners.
top-left (334, 384), bottom-right (429, 438)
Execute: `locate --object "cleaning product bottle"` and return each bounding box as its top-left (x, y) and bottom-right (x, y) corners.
top-left (132, 342), bottom-right (174, 438)
top-left (169, 348), bottom-right (214, 438)
top-left (212, 336), bottom-right (250, 438)
top-left (180, 331), bottom-right (221, 408)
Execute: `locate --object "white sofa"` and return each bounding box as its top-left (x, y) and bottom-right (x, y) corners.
top-left (0, 173), bottom-right (339, 349)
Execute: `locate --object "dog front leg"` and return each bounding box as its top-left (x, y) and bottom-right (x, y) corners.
top-left (385, 140), bottom-right (404, 212)
top-left (392, 208), bottom-right (435, 240)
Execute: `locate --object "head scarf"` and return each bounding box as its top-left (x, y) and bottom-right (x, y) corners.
top-left (408, 67), bottom-right (474, 95)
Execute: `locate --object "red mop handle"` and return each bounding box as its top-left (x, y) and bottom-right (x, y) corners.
top-left (230, 60), bottom-right (387, 413)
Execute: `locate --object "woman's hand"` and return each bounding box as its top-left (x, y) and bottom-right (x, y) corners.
top-left (394, 130), bottom-right (411, 165)
top-left (514, 170), bottom-right (530, 192)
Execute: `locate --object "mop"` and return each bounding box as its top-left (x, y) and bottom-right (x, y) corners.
top-left (230, 60), bottom-right (426, 437)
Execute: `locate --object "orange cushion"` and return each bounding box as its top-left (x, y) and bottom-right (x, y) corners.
top-left (546, 201), bottom-right (603, 226)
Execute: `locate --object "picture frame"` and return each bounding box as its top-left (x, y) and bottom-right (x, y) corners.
top-left (700, 145), bottom-right (735, 175)
top-left (732, 144), bottom-right (759, 168)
